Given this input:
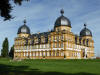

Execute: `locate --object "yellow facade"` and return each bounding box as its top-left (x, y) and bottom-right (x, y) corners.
top-left (14, 10), bottom-right (94, 59)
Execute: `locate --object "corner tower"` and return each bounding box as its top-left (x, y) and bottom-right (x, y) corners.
top-left (17, 20), bottom-right (30, 38)
top-left (80, 24), bottom-right (94, 58)
top-left (80, 24), bottom-right (92, 39)
top-left (54, 9), bottom-right (71, 32)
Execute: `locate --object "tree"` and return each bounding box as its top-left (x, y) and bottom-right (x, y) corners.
top-left (0, 0), bottom-right (30, 21)
top-left (9, 45), bottom-right (14, 58)
top-left (1, 37), bottom-right (9, 57)
top-left (14, 0), bottom-right (30, 5)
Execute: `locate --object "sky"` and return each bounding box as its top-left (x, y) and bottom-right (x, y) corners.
top-left (0, 0), bottom-right (100, 57)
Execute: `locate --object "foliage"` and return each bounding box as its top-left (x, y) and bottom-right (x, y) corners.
top-left (9, 45), bottom-right (14, 58)
top-left (0, 0), bottom-right (12, 21)
top-left (13, 0), bottom-right (30, 5)
top-left (1, 37), bottom-right (9, 57)
top-left (0, 0), bottom-right (30, 21)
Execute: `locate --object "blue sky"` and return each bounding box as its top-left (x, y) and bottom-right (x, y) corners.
top-left (0, 0), bottom-right (100, 56)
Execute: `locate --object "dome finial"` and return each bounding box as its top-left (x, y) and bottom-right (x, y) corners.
top-left (24, 19), bottom-right (26, 25)
top-left (84, 23), bottom-right (87, 28)
top-left (60, 9), bottom-right (64, 15)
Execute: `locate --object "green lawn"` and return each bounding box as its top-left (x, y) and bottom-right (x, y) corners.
top-left (0, 58), bottom-right (100, 75)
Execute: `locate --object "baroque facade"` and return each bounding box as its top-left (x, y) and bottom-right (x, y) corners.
top-left (14, 9), bottom-right (94, 59)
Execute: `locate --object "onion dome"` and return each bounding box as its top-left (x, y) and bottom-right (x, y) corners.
top-left (80, 24), bottom-right (92, 37)
top-left (54, 9), bottom-right (71, 27)
top-left (17, 20), bottom-right (30, 34)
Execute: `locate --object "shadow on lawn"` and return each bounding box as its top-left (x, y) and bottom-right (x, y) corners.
top-left (0, 64), bottom-right (97, 75)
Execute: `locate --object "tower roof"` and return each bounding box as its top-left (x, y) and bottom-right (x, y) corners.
top-left (54, 9), bottom-right (71, 27)
top-left (80, 24), bottom-right (92, 37)
top-left (17, 19), bottom-right (30, 34)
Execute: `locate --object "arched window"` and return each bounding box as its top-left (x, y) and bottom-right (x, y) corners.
top-left (57, 36), bottom-right (59, 41)
top-left (42, 51), bottom-right (43, 56)
top-left (86, 39), bottom-right (89, 46)
top-left (45, 51), bottom-right (47, 56)
top-left (83, 39), bottom-right (85, 45)
top-left (79, 38), bottom-right (82, 45)
top-left (49, 51), bottom-right (51, 56)
top-left (61, 35), bottom-right (63, 40)
top-left (53, 50), bottom-right (55, 56)
top-left (56, 51), bottom-right (59, 56)
top-left (53, 36), bottom-right (55, 41)
top-left (26, 52), bottom-right (28, 56)
top-left (24, 52), bottom-right (25, 56)
top-left (75, 36), bottom-right (77, 44)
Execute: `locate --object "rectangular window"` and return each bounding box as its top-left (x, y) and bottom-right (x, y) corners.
top-left (45, 51), bottom-right (47, 56)
top-left (42, 51), bottom-right (43, 56)
top-left (61, 43), bottom-right (63, 48)
top-left (53, 43), bottom-right (55, 48)
top-left (57, 43), bottom-right (59, 48)
top-left (24, 52), bottom-right (25, 56)
top-left (56, 51), bottom-right (59, 56)
top-left (53, 36), bottom-right (55, 41)
top-left (26, 52), bottom-right (28, 56)
top-left (47, 52), bottom-right (49, 56)
top-left (66, 42), bottom-right (68, 47)
top-left (42, 45), bottom-right (43, 48)
top-left (53, 50), bottom-right (55, 56)
top-left (49, 44), bottom-right (51, 48)
top-left (61, 35), bottom-right (63, 40)
top-left (30, 52), bottom-right (31, 56)
top-left (36, 52), bottom-right (38, 56)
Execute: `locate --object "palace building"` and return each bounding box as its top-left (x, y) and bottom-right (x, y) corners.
top-left (14, 9), bottom-right (94, 59)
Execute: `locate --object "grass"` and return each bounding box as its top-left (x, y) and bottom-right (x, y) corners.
top-left (0, 58), bottom-right (100, 75)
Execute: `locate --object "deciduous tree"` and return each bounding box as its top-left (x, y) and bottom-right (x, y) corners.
top-left (0, 0), bottom-right (30, 20)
